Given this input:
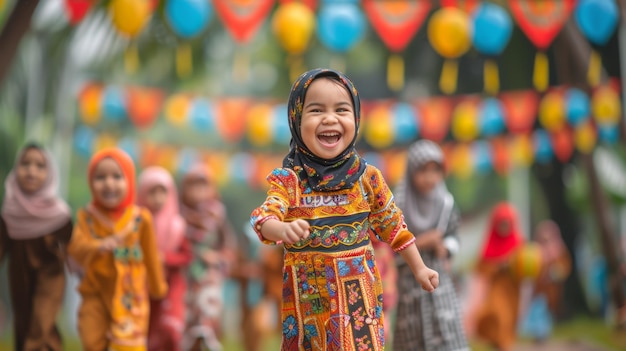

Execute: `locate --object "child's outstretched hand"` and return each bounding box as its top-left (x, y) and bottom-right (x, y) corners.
top-left (280, 219), bottom-right (310, 245)
top-left (415, 266), bottom-right (439, 292)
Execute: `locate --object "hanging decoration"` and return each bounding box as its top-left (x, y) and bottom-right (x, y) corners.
top-left (213, 0), bottom-right (275, 80)
top-left (574, 120), bottom-right (597, 154)
top-left (509, 0), bottom-right (575, 92)
top-left (451, 98), bottom-right (480, 142)
top-left (189, 98), bottom-right (215, 132)
top-left (471, 2), bottom-right (513, 95)
top-left (392, 102), bottom-right (419, 144)
top-left (500, 90), bottom-right (539, 134)
top-left (79, 84), bottom-right (103, 126)
top-left (575, 0), bottom-right (619, 87)
top-left (273, 104), bottom-right (291, 145)
top-left (363, 0), bottom-right (431, 91)
top-left (533, 129), bottom-right (554, 163)
top-left (216, 98), bottom-right (250, 143)
top-left (490, 137), bottom-right (510, 174)
top-left (272, 2), bottom-right (316, 82)
top-left (427, 7), bottom-right (472, 94)
top-left (538, 88), bottom-right (566, 132)
top-left (246, 103), bottom-right (274, 147)
top-left (279, 0), bottom-right (317, 10)
top-left (74, 125), bottom-right (96, 158)
top-left (164, 94), bottom-right (191, 127)
top-left (165, 0), bottom-right (213, 78)
top-left (510, 134), bottom-right (534, 167)
top-left (416, 97), bottom-right (453, 142)
top-left (473, 140), bottom-right (493, 174)
top-left (480, 97), bottom-right (506, 137)
top-left (64, 0), bottom-right (95, 25)
top-left (109, 0), bottom-right (153, 74)
top-left (126, 87), bottom-right (164, 130)
top-left (449, 143), bottom-right (474, 179)
top-left (317, 2), bottom-right (366, 72)
top-left (592, 83), bottom-right (621, 126)
top-left (364, 105), bottom-right (394, 149)
top-left (102, 86), bottom-right (127, 123)
top-left (551, 127), bottom-right (574, 162)
top-left (440, 0), bottom-right (479, 14)
top-left (565, 88), bottom-right (591, 127)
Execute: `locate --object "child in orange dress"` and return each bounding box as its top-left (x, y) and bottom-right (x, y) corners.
top-left (137, 166), bottom-right (192, 351)
top-left (67, 148), bottom-right (167, 351)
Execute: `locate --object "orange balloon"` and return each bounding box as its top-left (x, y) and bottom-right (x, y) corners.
top-left (165, 94), bottom-right (191, 127)
top-left (272, 2), bottom-right (315, 55)
top-left (247, 104), bottom-right (274, 147)
top-left (79, 84), bottom-right (103, 125)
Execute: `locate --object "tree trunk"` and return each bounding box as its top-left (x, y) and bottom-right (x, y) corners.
top-left (0, 0), bottom-right (40, 85)
top-left (554, 20), bottom-right (626, 328)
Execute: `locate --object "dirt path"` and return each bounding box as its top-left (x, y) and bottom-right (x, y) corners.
top-left (514, 340), bottom-right (615, 351)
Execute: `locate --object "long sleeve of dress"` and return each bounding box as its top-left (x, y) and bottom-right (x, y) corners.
top-left (139, 209), bottom-right (168, 299)
top-left (250, 168), bottom-right (296, 245)
top-left (164, 237), bottom-right (193, 268)
top-left (67, 209), bottom-right (102, 268)
top-left (362, 166), bottom-right (415, 252)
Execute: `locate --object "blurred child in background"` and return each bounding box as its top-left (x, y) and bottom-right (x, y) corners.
top-left (179, 164), bottom-right (236, 351)
top-left (137, 166), bottom-right (192, 351)
top-left (464, 202), bottom-right (526, 351)
top-left (519, 220), bottom-right (571, 342)
top-left (392, 140), bottom-right (468, 351)
top-left (0, 143), bottom-right (73, 351)
top-left (67, 148), bottom-right (167, 351)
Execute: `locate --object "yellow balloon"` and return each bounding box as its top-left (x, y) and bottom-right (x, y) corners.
top-left (574, 121), bottom-right (597, 154)
top-left (450, 143), bottom-right (473, 179)
top-left (109, 0), bottom-right (151, 37)
top-left (452, 100), bottom-right (479, 142)
top-left (272, 2), bottom-right (315, 55)
top-left (157, 146), bottom-right (178, 173)
top-left (80, 85), bottom-right (102, 126)
top-left (364, 106), bottom-right (394, 149)
top-left (94, 133), bottom-right (117, 152)
top-left (247, 104), bottom-right (274, 147)
top-left (510, 134), bottom-right (534, 167)
top-left (538, 90), bottom-right (565, 131)
top-left (592, 85), bottom-right (621, 125)
top-left (427, 7), bottom-right (472, 59)
top-left (165, 94), bottom-right (190, 127)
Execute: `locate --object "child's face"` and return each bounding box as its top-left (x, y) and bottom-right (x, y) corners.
top-left (145, 185), bottom-right (167, 213)
top-left (92, 158), bottom-right (128, 210)
top-left (182, 177), bottom-right (212, 207)
top-left (411, 161), bottom-right (443, 195)
top-left (300, 78), bottom-right (356, 160)
top-left (16, 148), bottom-right (48, 194)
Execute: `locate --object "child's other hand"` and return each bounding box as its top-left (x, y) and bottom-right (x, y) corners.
top-left (281, 219), bottom-right (310, 245)
top-left (99, 236), bottom-right (120, 252)
top-left (416, 267), bottom-right (439, 292)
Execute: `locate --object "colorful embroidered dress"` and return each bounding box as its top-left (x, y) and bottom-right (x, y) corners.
top-left (251, 165), bottom-right (415, 351)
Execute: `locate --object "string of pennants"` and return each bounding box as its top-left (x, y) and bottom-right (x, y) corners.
top-left (74, 78), bottom-right (622, 183)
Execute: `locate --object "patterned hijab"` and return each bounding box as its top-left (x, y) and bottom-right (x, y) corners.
top-left (283, 68), bottom-right (366, 192)
top-left (394, 140), bottom-right (450, 234)
top-left (2, 143), bottom-right (71, 239)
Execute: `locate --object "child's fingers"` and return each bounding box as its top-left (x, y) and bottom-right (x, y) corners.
top-left (430, 273), bottom-right (440, 289)
top-left (421, 280), bottom-right (435, 292)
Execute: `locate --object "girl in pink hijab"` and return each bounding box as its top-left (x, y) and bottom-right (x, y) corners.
top-left (137, 166), bottom-right (192, 351)
top-left (0, 143), bottom-right (72, 351)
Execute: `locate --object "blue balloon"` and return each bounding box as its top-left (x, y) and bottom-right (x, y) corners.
top-left (575, 0), bottom-right (619, 46)
top-left (273, 104), bottom-right (291, 146)
top-left (74, 126), bottom-right (95, 158)
top-left (473, 140), bottom-right (492, 174)
top-left (228, 152), bottom-right (255, 184)
top-left (480, 98), bottom-right (506, 136)
top-left (321, 0), bottom-right (359, 3)
top-left (565, 88), bottom-right (591, 127)
top-left (317, 3), bottom-right (366, 53)
top-left (102, 86), bottom-right (126, 122)
top-left (189, 99), bottom-right (214, 132)
top-left (533, 130), bottom-right (553, 163)
top-left (117, 137), bottom-right (139, 163)
top-left (177, 147), bottom-right (199, 175)
top-left (472, 3), bottom-right (513, 55)
top-left (393, 102), bottom-right (419, 144)
top-left (598, 124), bottom-right (619, 144)
top-left (165, 0), bottom-right (212, 38)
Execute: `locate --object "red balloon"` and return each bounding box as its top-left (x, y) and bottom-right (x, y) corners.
top-left (65, 0), bottom-right (94, 24)
top-left (127, 88), bottom-right (164, 130)
top-left (551, 127), bottom-right (574, 162)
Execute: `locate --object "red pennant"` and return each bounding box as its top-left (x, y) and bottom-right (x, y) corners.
top-left (490, 137), bottom-right (510, 175)
top-left (216, 98), bottom-right (251, 143)
top-left (551, 127), bottom-right (574, 162)
top-left (363, 0), bottom-right (431, 52)
top-left (278, 0), bottom-right (316, 10)
top-left (214, 0), bottom-right (275, 43)
top-left (440, 0), bottom-right (479, 14)
top-left (509, 0), bottom-right (575, 50)
top-left (500, 90), bottom-right (539, 134)
top-left (65, 0), bottom-right (94, 24)
top-left (127, 88), bottom-right (164, 130)
top-left (415, 97), bottom-right (453, 142)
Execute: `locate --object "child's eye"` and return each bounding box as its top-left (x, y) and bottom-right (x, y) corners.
top-left (113, 173), bottom-right (123, 180)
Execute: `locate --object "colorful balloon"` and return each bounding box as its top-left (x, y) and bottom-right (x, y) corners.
top-left (575, 0), bottom-right (619, 46)
top-left (538, 90), bottom-right (566, 131)
top-left (94, 133), bottom-right (118, 152)
top-left (472, 2), bottom-right (512, 56)
top-left (228, 152), bottom-right (256, 184)
top-left (102, 86), bottom-right (127, 122)
top-left (393, 102), bottom-right (419, 144)
top-left (592, 85), bottom-right (621, 125)
top-left (510, 134), bottom-right (534, 167)
top-left (364, 105), bottom-right (394, 149)
top-left (480, 97), bottom-right (506, 137)
top-left (451, 99), bottom-right (480, 142)
top-left (177, 147), bottom-right (200, 175)
top-left (273, 104), bottom-right (291, 146)
top-left (79, 84), bottom-right (102, 126)
top-left (165, 94), bottom-right (191, 127)
top-left (511, 243), bottom-right (543, 279)
top-left (473, 140), bottom-right (492, 174)
top-left (189, 98), bottom-right (214, 132)
top-left (65, 0), bottom-right (94, 25)
top-left (165, 0), bottom-right (212, 38)
top-left (574, 121), bottom-right (597, 154)
top-left (317, 3), bottom-right (366, 53)
top-left (534, 130), bottom-right (554, 164)
top-left (74, 125), bottom-right (95, 158)
top-left (598, 124), bottom-right (619, 144)
top-left (450, 143), bottom-right (473, 179)
top-left (247, 104), bottom-right (274, 147)
top-left (109, 0), bottom-right (152, 38)
top-left (565, 88), bottom-right (590, 127)
top-left (117, 137), bottom-right (139, 163)
top-left (427, 7), bottom-right (472, 59)
top-left (272, 2), bottom-right (315, 55)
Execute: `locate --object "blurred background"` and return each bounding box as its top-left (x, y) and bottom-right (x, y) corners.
top-left (0, 0), bottom-right (625, 350)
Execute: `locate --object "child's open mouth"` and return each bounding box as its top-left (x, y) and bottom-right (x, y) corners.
top-left (317, 132), bottom-right (341, 146)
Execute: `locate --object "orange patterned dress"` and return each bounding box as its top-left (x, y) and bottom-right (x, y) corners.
top-left (251, 165), bottom-right (415, 351)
